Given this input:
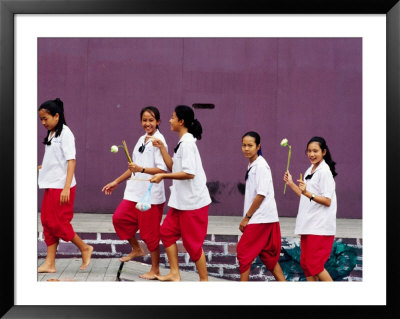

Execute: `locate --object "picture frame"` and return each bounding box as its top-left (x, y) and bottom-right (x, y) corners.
top-left (1, 0), bottom-right (399, 317)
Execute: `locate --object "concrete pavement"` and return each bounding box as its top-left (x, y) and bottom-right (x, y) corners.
top-left (37, 213), bottom-right (362, 282)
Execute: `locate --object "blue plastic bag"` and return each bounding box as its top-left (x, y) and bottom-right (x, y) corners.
top-left (135, 183), bottom-right (153, 212)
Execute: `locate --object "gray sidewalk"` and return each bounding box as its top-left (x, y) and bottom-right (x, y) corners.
top-left (37, 213), bottom-right (362, 282)
top-left (37, 258), bottom-right (228, 282)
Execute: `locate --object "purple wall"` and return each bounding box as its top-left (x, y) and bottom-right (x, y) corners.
top-left (38, 38), bottom-right (362, 218)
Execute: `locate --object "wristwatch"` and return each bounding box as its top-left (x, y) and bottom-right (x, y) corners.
top-left (310, 193), bottom-right (315, 201)
top-left (245, 214), bottom-right (252, 219)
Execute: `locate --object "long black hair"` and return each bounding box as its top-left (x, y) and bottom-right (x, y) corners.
top-left (307, 136), bottom-right (337, 177)
top-left (140, 105), bottom-right (161, 130)
top-left (175, 105), bottom-right (202, 140)
top-left (242, 131), bottom-right (262, 156)
top-left (39, 98), bottom-right (66, 145)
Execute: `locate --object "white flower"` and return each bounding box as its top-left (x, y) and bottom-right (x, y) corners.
top-left (110, 145), bottom-right (119, 153)
top-left (280, 138), bottom-right (288, 147)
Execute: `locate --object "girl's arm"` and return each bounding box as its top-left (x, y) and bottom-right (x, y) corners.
top-left (101, 169), bottom-right (132, 195)
top-left (239, 194), bottom-right (264, 232)
top-left (128, 163), bottom-right (167, 175)
top-left (152, 138), bottom-right (173, 171)
top-left (298, 180), bottom-right (332, 207)
top-left (60, 159), bottom-right (76, 204)
top-left (113, 169), bottom-right (133, 184)
top-left (150, 171), bottom-right (194, 183)
top-left (283, 170), bottom-right (302, 197)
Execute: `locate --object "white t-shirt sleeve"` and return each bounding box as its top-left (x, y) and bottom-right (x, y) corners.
top-left (255, 165), bottom-right (269, 197)
top-left (319, 169), bottom-right (335, 199)
top-left (181, 142), bottom-right (196, 175)
top-left (61, 129), bottom-right (76, 160)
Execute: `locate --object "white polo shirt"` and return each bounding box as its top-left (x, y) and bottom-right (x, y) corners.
top-left (124, 130), bottom-right (168, 204)
top-left (38, 125), bottom-right (77, 189)
top-left (243, 156), bottom-right (279, 224)
top-left (168, 133), bottom-right (211, 210)
top-left (295, 160), bottom-right (337, 235)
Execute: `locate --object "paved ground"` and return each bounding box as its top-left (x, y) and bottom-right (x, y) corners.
top-left (38, 258), bottom-right (228, 282)
top-left (37, 213), bottom-right (362, 282)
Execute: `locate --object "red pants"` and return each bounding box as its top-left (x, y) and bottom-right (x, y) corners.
top-left (160, 205), bottom-right (209, 262)
top-left (237, 222), bottom-right (282, 273)
top-left (112, 199), bottom-right (164, 252)
top-left (300, 234), bottom-right (334, 277)
top-left (41, 187), bottom-right (76, 246)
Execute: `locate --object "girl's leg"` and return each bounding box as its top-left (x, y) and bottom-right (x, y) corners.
top-left (71, 234), bottom-right (93, 270)
top-left (316, 268), bottom-right (333, 281)
top-left (137, 204), bottom-right (163, 279)
top-left (194, 249), bottom-right (208, 281)
top-left (38, 242), bottom-right (58, 273)
top-left (155, 244), bottom-right (181, 281)
top-left (306, 275), bottom-right (318, 281)
top-left (240, 268), bottom-right (251, 281)
top-left (139, 248), bottom-right (160, 280)
top-left (271, 262), bottom-right (286, 281)
top-left (120, 236), bottom-right (144, 262)
top-left (112, 200), bottom-right (141, 262)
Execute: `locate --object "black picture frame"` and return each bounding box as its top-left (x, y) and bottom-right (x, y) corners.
top-left (1, 0), bottom-right (399, 317)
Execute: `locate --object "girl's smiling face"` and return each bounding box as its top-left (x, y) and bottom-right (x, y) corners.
top-left (141, 110), bottom-right (160, 136)
top-left (169, 112), bottom-right (182, 132)
top-left (39, 109), bottom-right (59, 131)
top-left (242, 136), bottom-right (260, 162)
top-left (307, 141), bottom-right (326, 166)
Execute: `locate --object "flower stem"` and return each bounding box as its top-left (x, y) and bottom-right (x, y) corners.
top-left (284, 145), bottom-right (291, 194)
top-left (122, 140), bottom-right (132, 163)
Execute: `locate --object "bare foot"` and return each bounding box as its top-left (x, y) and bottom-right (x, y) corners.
top-left (119, 247), bottom-right (145, 262)
top-left (155, 272), bottom-right (181, 282)
top-left (139, 270), bottom-right (160, 280)
top-left (80, 245), bottom-right (93, 270)
top-left (38, 263), bottom-right (56, 273)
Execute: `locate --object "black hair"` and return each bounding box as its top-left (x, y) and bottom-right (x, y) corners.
top-left (140, 106), bottom-right (161, 130)
top-left (174, 105), bottom-right (202, 140)
top-left (242, 131), bottom-right (262, 156)
top-left (38, 98), bottom-right (66, 145)
top-left (306, 136), bottom-right (337, 177)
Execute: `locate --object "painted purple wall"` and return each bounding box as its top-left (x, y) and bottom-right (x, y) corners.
top-left (38, 38), bottom-right (362, 218)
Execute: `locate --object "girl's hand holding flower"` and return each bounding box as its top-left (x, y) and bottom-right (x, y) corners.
top-left (298, 179), bottom-right (307, 194)
top-left (128, 162), bottom-right (142, 173)
top-left (283, 170), bottom-right (293, 185)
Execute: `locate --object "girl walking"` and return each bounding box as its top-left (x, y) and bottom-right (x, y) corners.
top-left (283, 136), bottom-right (337, 281)
top-left (236, 131), bottom-right (286, 281)
top-left (102, 106), bottom-right (168, 279)
top-left (150, 105), bottom-right (211, 281)
top-left (38, 98), bottom-right (93, 273)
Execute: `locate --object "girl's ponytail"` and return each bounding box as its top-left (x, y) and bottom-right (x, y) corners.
top-left (307, 136), bottom-right (338, 177)
top-left (190, 118), bottom-right (203, 140)
top-left (175, 105), bottom-right (203, 140)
